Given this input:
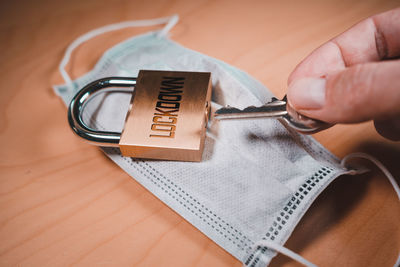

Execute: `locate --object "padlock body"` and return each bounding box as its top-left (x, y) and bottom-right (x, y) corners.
top-left (120, 70), bottom-right (212, 161)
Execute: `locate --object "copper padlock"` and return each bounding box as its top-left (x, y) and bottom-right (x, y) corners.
top-left (68, 70), bottom-right (212, 162)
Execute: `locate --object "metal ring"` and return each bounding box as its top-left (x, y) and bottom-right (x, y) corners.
top-left (280, 95), bottom-right (333, 134)
top-left (68, 77), bottom-right (137, 147)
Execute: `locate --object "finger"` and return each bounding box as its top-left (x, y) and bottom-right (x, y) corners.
top-left (374, 118), bottom-right (400, 141)
top-left (288, 7), bottom-right (400, 84)
top-left (287, 60), bottom-right (400, 123)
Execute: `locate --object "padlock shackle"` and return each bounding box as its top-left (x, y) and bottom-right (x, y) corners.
top-left (68, 77), bottom-right (137, 147)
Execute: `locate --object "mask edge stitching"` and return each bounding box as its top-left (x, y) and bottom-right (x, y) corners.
top-left (119, 151), bottom-right (254, 254)
top-left (88, 116), bottom-right (254, 255)
top-left (244, 166), bottom-right (337, 266)
top-left (85, 111), bottom-right (254, 255)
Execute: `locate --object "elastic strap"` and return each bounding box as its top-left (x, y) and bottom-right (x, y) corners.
top-left (246, 152), bottom-right (399, 267)
top-left (341, 152), bottom-right (400, 199)
top-left (245, 239), bottom-right (317, 267)
top-left (341, 152), bottom-right (400, 267)
top-left (58, 14), bottom-right (179, 86)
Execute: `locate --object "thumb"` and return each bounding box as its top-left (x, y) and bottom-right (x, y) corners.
top-left (287, 60), bottom-right (400, 124)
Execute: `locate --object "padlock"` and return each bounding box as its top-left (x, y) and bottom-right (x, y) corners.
top-left (68, 70), bottom-right (212, 162)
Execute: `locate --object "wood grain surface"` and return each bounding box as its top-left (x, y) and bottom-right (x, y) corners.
top-left (1, 0), bottom-right (399, 266)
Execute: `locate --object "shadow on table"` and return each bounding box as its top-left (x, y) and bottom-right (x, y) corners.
top-left (270, 140), bottom-right (400, 267)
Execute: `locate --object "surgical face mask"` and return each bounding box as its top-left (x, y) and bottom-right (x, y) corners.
top-left (53, 15), bottom-right (400, 267)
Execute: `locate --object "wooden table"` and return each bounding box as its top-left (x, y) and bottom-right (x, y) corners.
top-left (1, 0), bottom-right (399, 266)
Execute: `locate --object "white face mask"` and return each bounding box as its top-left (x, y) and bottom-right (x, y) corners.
top-left (54, 15), bottom-right (400, 267)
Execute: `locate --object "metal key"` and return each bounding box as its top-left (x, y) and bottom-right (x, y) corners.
top-left (214, 95), bottom-right (332, 134)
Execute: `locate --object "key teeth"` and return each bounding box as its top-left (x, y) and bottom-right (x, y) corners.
top-left (215, 106), bottom-right (242, 114)
top-left (242, 106), bottom-right (258, 112)
top-left (215, 97), bottom-right (288, 117)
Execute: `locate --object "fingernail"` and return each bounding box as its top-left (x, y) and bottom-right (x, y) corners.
top-left (287, 77), bottom-right (326, 110)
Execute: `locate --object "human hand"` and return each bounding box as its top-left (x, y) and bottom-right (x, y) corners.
top-left (287, 7), bottom-right (400, 141)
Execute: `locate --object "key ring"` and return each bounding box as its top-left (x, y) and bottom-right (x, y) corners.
top-left (282, 95), bottom-right (333, 134)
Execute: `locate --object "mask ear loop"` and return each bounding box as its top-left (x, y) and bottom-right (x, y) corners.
top-left (341, 152), bottom-right (400, 199)
top-left (245, 240), bottom-right (317, 267)
top-left (246, 152), bottom-right (400, 267)
top-left (341, 152), bottom-right (400, 267)
top-left (58, 14), bottom-right (179, 90)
